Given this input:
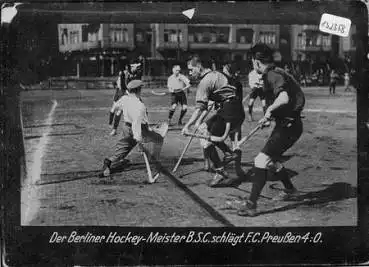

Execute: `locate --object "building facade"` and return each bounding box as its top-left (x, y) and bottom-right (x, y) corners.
top-left (57, 23), bottom-right (356, 77)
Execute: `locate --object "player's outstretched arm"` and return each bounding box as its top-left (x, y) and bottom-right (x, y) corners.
top-left (210, 122), bottom-right (231, 143)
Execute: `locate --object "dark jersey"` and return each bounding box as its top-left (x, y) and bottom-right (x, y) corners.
top-left (262, 65), bottom-right (305, 119)
top-left (196, 70), bottom-right (244, 126)
top-left (195, 71), bottom-right (237, 110)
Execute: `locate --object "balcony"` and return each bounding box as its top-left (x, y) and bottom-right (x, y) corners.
top-left (189, 43), bottom-right (231, 50)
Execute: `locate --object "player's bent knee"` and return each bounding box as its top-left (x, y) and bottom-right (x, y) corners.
top-left (182, 105), bottom-right (187, 110)
top-left (171, 104), bottom-right (177, 110)
top-left (200, 139), bottom-right (212, 148)
top-left (254, 152), bottom-right (272, 169)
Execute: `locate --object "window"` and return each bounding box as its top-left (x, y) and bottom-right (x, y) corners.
top-left (188, 34), bottom-right (194, 42)
top-left (88, 32), bottom-right (97, 42)
top-left (136, 31), bottom-right (144, 42)
top-left (351, 33), bottom-right (356, 47)
top-left (61, 28), bottom-right (68, 45)
top-left (164, 29), bottom-right (182, 43)
top-left (169, 30), bottom-right (177, 42)
top-left (82, 25), bottom-right (88, 42)
top-left (321, 34), bottom-right (331, 48)
top-left (236, 29), bottom-right (254, 44)
top-left (259, 32), bottom-right (276, 45)
top-left (188, 26), bottom-right (229, 44)
top-left (70, 31), bottom-right (79, 44)
top-left (210, 32), bottom-right (217, 43)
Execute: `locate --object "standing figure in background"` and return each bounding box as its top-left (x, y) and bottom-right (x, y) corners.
top-left (344, 72), bottom-right (351, 92)
top-left (329, 69), bottom-right (339, 95)
top-left (167, 65), bottom-right (191, 126)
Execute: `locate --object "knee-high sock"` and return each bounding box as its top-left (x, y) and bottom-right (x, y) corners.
top-left (113, 114), bottom-right (121, 129)
top-left (179, 109), bottom-right (187, 122)
top-left (168, 109), bottom-right (175, 120)
top-left (248, 104), bottom-right (253, 116)
top-left (249, 167), bottom-right (268, 204)
top-left (109, 112), bottom-right (115, 125)
top-left (262, 105), bottom-right (267, 115)
top-left (233, 149), bottom-right (243, 173)
top-left (205, 145), bottom-right (222, 169)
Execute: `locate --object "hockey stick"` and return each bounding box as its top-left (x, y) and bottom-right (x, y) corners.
top-left (172, 103), bottom-right (215, 173)
top-left (152, 104), bottom-right (215, 181)
top-left (236, 123), bottom-right (263, 147)
top-left (141, 149), bottom-right (158, 184)
top-left (151, 90), bottom-right (167, 96)
top-left (183, 132), bottom-right (210, 140)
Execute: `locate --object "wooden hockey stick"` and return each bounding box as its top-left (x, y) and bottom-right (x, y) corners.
top-left (236, 123), bottom-right (263, 147)
top-left (141, 150), bottom-right (158, 184)
top-left (183, 132), bottom-right (210, 140)
top-left (151, 90), bottom-right (167, 96)
top-left (171, 103), bottom-right (215, 173)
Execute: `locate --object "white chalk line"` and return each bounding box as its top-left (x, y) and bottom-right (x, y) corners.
top-left (21, 100), bottom-right (58, 225)
top-left (56, 106), bottom-right (357, 114)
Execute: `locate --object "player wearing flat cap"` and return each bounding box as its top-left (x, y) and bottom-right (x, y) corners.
top-left (182, 55), bottom-right (245, 187)
top-left (100, 80), bottom-right (167, 178)
top-left (229, 43), bottom-right (305, 216)
top-left (167, 65), bottom-right (191, 126)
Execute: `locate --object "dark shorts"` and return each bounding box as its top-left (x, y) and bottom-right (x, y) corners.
top-left (170, 91), bottom-right (187, 106)
top-left (250, 87), bottom-right (265, 100)
top-left (261, 117), bottom-right (303, 159)
top-left (206, 113), bottom-right (245, 139)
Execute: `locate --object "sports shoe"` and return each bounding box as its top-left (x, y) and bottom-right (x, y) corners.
top-left (209, 169), bottom-right (230, 187)
top-left (237, 200), bottom-right (257, 217)
top-left (110, 129), bottom-right (117, 136)
top-left (263, 121), bottom-right (271, 127)
top-left (99, 158), bottom-right (112, 178)
top-left (272, 187), bottom-right (301, 201)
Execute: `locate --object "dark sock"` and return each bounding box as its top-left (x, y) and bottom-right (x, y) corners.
top-left (179, 109), bottom-right (187, 122)
top-left (113, 114), bottom-right (121, 129)
top-left (206, 145), bottom-right (222, 169)
top-left (233, 149), bottom-right (242, 170)
top-left (109, 112), bottom-right (114, 125)
top-left (249, 167), bottom-right (268, 204)
top-left (168, 109), bottom-right (175, 120)
top-left (248, 105), bottom-right (253, 116)
top-left (216, 142), bottom-right (232, 154)
top-left (263, 106), bottom-right (267, 115)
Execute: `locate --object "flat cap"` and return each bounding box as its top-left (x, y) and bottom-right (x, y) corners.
top-left (127, 80), bottom-right (143, 91)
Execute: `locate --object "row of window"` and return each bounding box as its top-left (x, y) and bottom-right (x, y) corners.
top-left (60, 27), bottom-right (277, 46)
top-left (297, 32), bottom-right (331, 48)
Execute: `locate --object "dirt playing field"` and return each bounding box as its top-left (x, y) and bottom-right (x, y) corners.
top-left (20, 86), bottom-right (357, 227)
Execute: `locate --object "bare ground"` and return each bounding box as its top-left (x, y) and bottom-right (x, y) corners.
top-left (20, 86), bottom-right (357, 226)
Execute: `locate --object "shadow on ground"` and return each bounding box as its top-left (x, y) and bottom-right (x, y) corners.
top-left (258, 182), bottom-right (357, 216)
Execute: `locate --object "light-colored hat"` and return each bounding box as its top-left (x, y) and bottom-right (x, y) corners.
top-left (127, 80), bottom-right (143, 91)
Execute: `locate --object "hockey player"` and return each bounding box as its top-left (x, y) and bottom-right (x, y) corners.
top-left (182, 55), bottom-right (245, 187)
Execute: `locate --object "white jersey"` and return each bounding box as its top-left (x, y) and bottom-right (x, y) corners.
top-left (248, 69), bottom-right (264, 89)
top-left (167, 74), bottom-right (190, 93)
